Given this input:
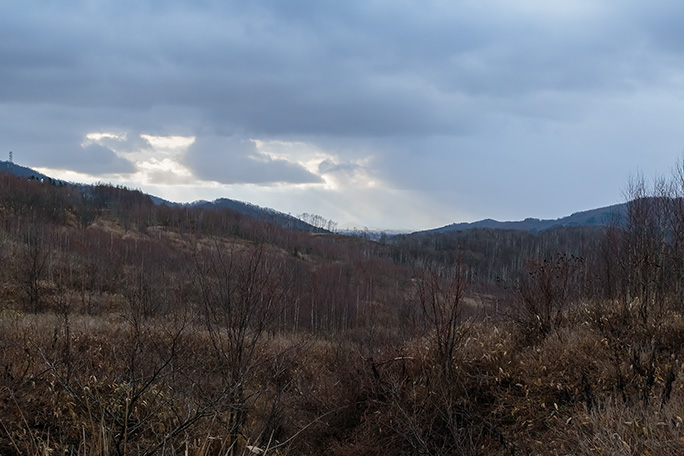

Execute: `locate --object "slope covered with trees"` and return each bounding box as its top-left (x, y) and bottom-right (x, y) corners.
top-left (2, 166), bottom-right (684, 455)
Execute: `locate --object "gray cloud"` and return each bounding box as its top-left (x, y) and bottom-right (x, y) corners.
top-left (184, 136), bottom-right (323, 185)
top-left (3, 1), bottom-right (684, 227)
top-left (318, 159), bottom-right (360, 176)
top-left (74, 143), bottom-right (137, 174)
top-left (0, 104), bottom-right (135, 173)
top-left (92, 133), bottom-right (153, 157)
top-left (0, 1), bottom-right (636, 135)
top-left (2, 1), bottom-right (680, 138)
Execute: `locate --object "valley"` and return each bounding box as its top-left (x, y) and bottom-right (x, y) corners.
top-left (0, 164), bottom-right (683, 455)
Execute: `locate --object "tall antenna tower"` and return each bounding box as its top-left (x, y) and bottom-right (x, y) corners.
top-left (8, 151), bottom-right (12, 163)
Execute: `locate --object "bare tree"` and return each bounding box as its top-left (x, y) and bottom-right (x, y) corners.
top-left (513, 254), bottom-right (584, 342)
top-left (414, 260), bottom-right (468, 375)
top-left (622, 174), bottom-right (670, 321)
top-left (193, 241), bottom-right (292, 450)
top-left (15, 225), bottom-right (52, 313)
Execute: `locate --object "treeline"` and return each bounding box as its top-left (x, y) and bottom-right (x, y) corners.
top-left (0, 174), bottom-right (305, 241)
top-left (391, 224), bottom-right (605, 285)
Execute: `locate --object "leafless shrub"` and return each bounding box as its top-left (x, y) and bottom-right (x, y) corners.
top-left (413, 260), bottom-right (469, 375)
top-left (511, 254), bottom-right (584, 344)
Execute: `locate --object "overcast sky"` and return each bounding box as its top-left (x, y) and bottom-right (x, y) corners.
top-left (3, 1), bottom-right (684, 230)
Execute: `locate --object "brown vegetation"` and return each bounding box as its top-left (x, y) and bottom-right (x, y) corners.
top-left (3, 166), bottom-right (684, 454)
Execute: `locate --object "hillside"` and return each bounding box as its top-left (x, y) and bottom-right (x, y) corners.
top-left (427, 202), bottom-right (626, 233)
top-left (0, 160), bottom-right (629, 236)
top-left (191, 198), bottom-right (321, 232)
top-left (0, 160), bottom-right (57, 182)
top-left (0, 161), bottom-right (320, 233)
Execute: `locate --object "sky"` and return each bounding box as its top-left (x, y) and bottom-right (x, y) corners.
top-left (3, 1), bottom-right (684, 230)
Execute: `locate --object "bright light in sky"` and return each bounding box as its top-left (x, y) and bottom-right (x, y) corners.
top-left (85, 132), bottom-right (124, 141)
top-left (253, 139), bottom-right (330, 176)
top-left (36, 131), bottom-right (439, 229)
top-left (140, 134), bottom-right (196, 150)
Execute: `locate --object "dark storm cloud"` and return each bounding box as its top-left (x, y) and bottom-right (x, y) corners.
top-left (3, 0), bottom-right (681, 137)
top-left (0, 1), bottom-right (580, 134)
top-left (74, 143), bottom-right (137, 174)
top-left (184, 136), bottom-right (322, 185)
top-left (0, 103), bottom-right (135, 173)
top-left (95, 133), bottom-right (153, 156)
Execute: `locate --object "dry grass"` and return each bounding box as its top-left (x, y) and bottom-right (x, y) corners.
top-left (3, 178), bottom-right (684, 454)
top-left (4, 291), bottom-right (684, 455)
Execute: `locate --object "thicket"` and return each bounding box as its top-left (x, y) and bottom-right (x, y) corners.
top-left (3, 166), bottom-right (684, 455)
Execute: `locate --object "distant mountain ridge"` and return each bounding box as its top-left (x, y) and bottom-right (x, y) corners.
top-left (0, 161), bottom-right (321, 232)
top-left (0, 160), bottom-right (627, 234)
top-left (0, 160), bottom-right (56, 182)
top-left (191, 198), bottom-right (322, 232)
top-left (426, 203), bottom-right (626, 234)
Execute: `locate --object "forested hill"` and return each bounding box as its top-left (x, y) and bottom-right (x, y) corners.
top-left (0, 160), bottom-right (321, 232)
top-left (0, 160), bottom-right (56, 182)
top-left (426, 202), bottom-right (626, 233)
top-left (0, 160), bottom-right (627, 235)
top-left (191, 198), bottom-right (323, 232)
